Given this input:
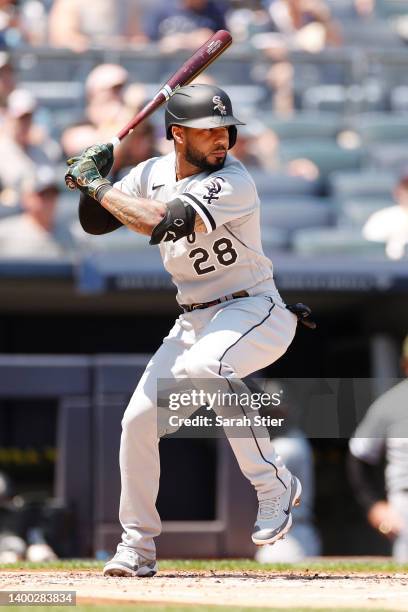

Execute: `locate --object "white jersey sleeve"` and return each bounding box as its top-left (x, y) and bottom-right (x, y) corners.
top-left (113, 158), bottom-right (159, 198)
top-left (179, 162), bottom-right (257, 233)
top-left (349, 392), bottom-right (390, 464)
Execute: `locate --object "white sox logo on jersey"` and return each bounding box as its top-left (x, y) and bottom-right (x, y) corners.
top-left (203, 176), bottom-right (225, 205)
top-left (212, 96), bottom-right (227, 116)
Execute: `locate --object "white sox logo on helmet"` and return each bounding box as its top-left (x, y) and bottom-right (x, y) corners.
top-left (212, 96), bottom-right (227, 116)
top-left (203, 176), bottom-right (225, 205)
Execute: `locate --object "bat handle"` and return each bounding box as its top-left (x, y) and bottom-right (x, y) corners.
top-left (64, 136), bottom-right (121, 191)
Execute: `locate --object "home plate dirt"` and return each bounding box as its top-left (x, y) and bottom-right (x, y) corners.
top-left (1, 570), bottom-right (408, 609)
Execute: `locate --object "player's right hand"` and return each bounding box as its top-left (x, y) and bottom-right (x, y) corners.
top-left (367, 500), bottom-right (403, 540)
top-left (67, 143), bottom-right (114, 178)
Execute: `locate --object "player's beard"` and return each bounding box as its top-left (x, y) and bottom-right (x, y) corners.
top-left (184, 142), bottom-right (227, 172)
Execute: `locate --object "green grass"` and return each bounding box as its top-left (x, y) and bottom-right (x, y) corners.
top-left (1, 558), bottom-right (408, 573)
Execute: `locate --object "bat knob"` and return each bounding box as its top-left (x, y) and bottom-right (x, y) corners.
top-left (65, 177), bottom-right (77, 190)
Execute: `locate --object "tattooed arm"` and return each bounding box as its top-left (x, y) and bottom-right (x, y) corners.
top-left (99, 188), bottom-right (166, 236)
top-left (99, 188), bottom-right (207, 235)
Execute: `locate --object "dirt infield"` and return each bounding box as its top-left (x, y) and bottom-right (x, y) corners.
top-left (1, 569), bottom-right (408, 610)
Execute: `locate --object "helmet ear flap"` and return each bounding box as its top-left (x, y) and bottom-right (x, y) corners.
top-left (228, 125), bottom-right (237, 149)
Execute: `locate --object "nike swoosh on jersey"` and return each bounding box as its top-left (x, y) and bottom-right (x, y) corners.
top-left (152, 183), bottom-right (165, 191)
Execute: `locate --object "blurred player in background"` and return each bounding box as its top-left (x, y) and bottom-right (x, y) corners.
top-left (348, 335), bottom-right (408, 561)
top-left (363, 170), bottom-right (408, 261)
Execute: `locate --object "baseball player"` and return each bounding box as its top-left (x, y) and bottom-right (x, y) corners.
top-left (66, 84), bottom-right (314, 577)
top-left (348, 338), bottom-right (408, 560)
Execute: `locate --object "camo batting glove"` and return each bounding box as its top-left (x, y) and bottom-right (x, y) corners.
top-left (65, 156), bottom-right (112, 202)
top-left (67, 142), bottom-right (114, 178)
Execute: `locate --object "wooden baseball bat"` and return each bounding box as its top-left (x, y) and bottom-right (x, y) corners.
top-left (66, 30), bottom-right (232, 189)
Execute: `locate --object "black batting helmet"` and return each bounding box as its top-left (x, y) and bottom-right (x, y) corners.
top-left (165, 84), bottom-right (245, 149)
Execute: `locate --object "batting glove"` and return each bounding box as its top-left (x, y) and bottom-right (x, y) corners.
top-left (65, 156), bottom-right (112, 202)
top-left (67, 142), bottom-right (114, 178)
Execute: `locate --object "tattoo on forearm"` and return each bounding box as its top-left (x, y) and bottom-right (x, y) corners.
top-left (100, 188), bottom-right (166, 235)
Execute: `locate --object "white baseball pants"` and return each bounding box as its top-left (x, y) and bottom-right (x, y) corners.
top-left (117, 293), bottom-right (298, 560)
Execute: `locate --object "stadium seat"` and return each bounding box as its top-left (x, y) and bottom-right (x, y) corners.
top-left (337, 198), bottom-right (394, 227)
top-left (302, 85), bottom-right (348, 113)
top-left (353, 113), bottom-right (408, 143)
top-left (249, 169), bottom-right (322, 197)
top-left (339, 19), bottom-right (403, 47)
top-left (326, 0), bottom-right (356, 19)
top-left (329, 170), bottom-right (396, 200)
top-left (302, 84), bottom-right (387, 113)
top-left (15, 49), bottom-right (95, 83)
top-left (260, 226), bottom-right (290, 250)
top-left (367, 142), bottom-right (408, 172)
top-left (279, 140), bottom-right (363, 179)
top-left (390, 86), bottom-right (408, 112)
top-left (261, 197), bottom-right (333, 232)
top-left (261, 112), bottom-right (342, 139)
top-left (292, 227), bottom-right (387, 256)
top-left (377, 0), bottom-right (408, 17)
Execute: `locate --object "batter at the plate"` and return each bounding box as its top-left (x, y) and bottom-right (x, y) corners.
top-left (65, 84), bottom-right (315, 577)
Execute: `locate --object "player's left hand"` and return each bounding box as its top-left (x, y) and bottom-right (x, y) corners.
top-left (65, 156), bottom-right (111, 201)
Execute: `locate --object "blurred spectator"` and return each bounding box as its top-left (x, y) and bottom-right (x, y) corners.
top-left (0, 166), bottom-right (75, 259)
top-left (61, 64), bottom-right (130, 158)
top-left (353, 0), bottom-right (376, 19)
top-left (62, 64), bottom-right (157, 181)
top-left (0, 0), bottom-right (22, 48)
top-left (231, 117), bottom-right (319, 180)
top-left (265, 60), bottom-right (295, 114)
top-left (48, 0), bottom-right (147, 52)
top-left (0, 89), bottom-right (60, 207)
top-left (19, 0), bottom-right (49, 47)
top-left (362, 171), bottom-right (408, 260)
top-left (85, 63), bottom-right (129, 131)
top-left (347, 336), bottom-right (408, 561)
top-left (145, 0), bottom-right (227, 51)
top-left (112, 118), bottom-right (159, 181)
top-left (230, 123), bottom-right (265, 168)
top-left (249, 0), bottom-right (341, 54)
top-left (0, 51), bottom-right (14, 117)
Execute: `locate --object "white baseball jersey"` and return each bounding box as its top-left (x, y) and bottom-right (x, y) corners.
top-left (349, 380), bottom-right (408, 495)
top-left (114, 152), bottom-right (282, 305)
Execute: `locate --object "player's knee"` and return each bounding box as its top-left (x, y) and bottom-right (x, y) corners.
top-left (121, 403), bottom-right (153, 433)
top-left (185, 354), bottom-right (219, 379)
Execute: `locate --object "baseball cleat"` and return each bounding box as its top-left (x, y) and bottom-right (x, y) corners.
top-left (103, 547), bottom-right (158, 577)
top-left (251, 476), bottom-right (302, 546)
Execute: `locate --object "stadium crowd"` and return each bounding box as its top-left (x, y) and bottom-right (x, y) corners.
top-left (0, 0), bottom-right (408, 259)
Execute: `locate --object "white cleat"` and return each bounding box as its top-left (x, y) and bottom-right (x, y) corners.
top-left (103, 547), bottom-right (158, 577)
top-left (252, 476), bottom-right (302, 547)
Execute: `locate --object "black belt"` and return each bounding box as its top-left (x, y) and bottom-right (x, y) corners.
top-left (181, 290), bottom-right (249, 313)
